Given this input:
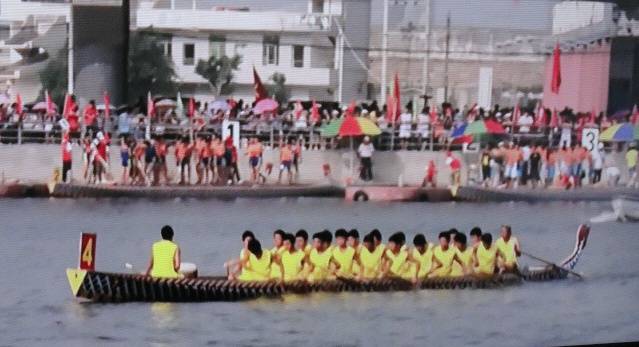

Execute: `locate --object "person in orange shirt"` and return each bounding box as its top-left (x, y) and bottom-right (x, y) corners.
top-left (194, 136), bottom-right (211, 185)
top-left (154, 136), bottom-right (169, 186)
top-left (83, 100), bottom-right (98, 137)
top-left (175, 136), bottom-right (191, 185)
top-left (278, 140), bottom-right (293, 185)
top-left (504, 142), bottom-right (522, 189)
top-left (547, 148), bottom-right (557, 186)
top-left (210, 135), bottom-right (226, 185)
top-left (246, 137), bottom-right (263, 183)
top-left (572, 144), bottom-right (588, 186)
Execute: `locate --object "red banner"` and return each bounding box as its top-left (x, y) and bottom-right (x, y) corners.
top-left (79, 233), bottom-right (96, 270)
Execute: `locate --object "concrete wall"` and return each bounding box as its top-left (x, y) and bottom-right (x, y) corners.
top-left (0, 144), bottom-right (470, 187)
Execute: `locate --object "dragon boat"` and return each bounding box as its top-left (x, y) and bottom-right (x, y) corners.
top-left (66, 225), bottom-right (589, 303)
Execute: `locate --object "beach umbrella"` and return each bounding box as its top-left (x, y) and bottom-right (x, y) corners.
top-left (155, 98), bottom-right (177, 107)
top-left (209, 100), bottom-right (231, 112)
top-left (451, 119), bottom-right (506, 138)
top-left (320, 116), bottom-right (381, 138)
top-left (253, 98), bottom-right (278, 114)
top-left (599, 124), bottom-right (639, 141)
top-left (32, 101), bottom-right (58, 111)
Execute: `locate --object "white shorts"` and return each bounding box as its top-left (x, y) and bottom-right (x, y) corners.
top-left (399, 124), bottom-right (412, 138)
top-left (505, 164), bottom-right (518, 178)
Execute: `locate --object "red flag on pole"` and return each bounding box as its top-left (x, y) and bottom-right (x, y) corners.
top-left (534, 103), bottom-right (543, 125)
top-left (46, 90), bottom-right (54, 114)
top-left (430, 104), bottom-right (438, 123)
top-left (104, 92), bottom-right (110, 117)
top-left (550, 108), bottom-right (558, 127)
top-left (632, 104), bottom-right (639, 125)
top-left (551, 42), bottom-right (562, 94)
top-left (468, 103), bottom-right (477, 122)
top-left (62, 93), bottom-right (74, 118)
top-left (386, 96), bottom-right (397, 123)
top-left (147, 92), bottom-right (154, 118)
top-left (16, 93), bottom-right (23, 116)
top-left (294, 100), bottom-right (303, 120)
top-left (253, 66), bottom-right (268, 103)
top-left (393, 72), bottom-right (401, 121)
top-left (344, 100), bottom-right (355, 117)
top-left (311, 99), bottom-right (320, 123)
top-left (189, 97), bottom-right (195, 118)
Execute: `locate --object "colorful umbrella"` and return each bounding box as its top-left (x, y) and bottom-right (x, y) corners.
top-left (253, 98), bottom-right (278, 114)
top-left (155, 98), bottom-right (176, 107)
top-left (451, 120), bottom-right (506, 138)
top-left (599, 124), bottom-right (639, 141)
top-left (321, 116), bottom-right (381, 138)
top-left (209, 100), bottom-right (231, 112)
top-left (32, 101), bottom-right (58, 111)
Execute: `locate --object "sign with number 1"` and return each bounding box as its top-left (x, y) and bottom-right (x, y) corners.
top-left (79, 233), bottom-right (96, 270)
top-left (222, 120), bottom-right (240, 148)
top-left (582, 128), bottom-right (599, 152)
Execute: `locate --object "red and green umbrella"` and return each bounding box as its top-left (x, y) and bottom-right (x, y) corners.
top-left (599, 124), bottom-right (639, 141)
top-left (451, 120), bottom-right (506, 137)
top-left (321, 116), bottom-right (381, 137)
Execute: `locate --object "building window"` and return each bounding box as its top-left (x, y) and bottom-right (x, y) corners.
top-left (262, 35), bottom-right (279, 66)
top-left (209, 35), bottom-right (226, 58)
top-left (312, 0), bottom-right (324, 13)
top-left (183, 43), bottom-right (195, 65)
top-left (293, 45), bottom-right (304, 68)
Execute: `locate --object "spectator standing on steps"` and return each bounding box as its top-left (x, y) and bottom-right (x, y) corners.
top-left (358, 136), bottom-right (374, 182)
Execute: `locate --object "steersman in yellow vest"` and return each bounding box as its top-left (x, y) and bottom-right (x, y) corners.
top-left (145, 225), bottom-right (181, 278)
top-left (496, 225), bottom-right (521, 272)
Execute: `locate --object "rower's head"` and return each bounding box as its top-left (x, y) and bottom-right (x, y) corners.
top-left (438, 231), bottom-right (450, 248)
top-left (321, 230), bottom-right (333, 248)
top-left (363, 234), bottom-right (375, 252)
top-left (481, 233), bottom-right (493, 248)
top-left (273, 229), bottom-right (285, 248)
top-left (161, 225), bottom-right (174, 241)
top-left (335, 229), bottom-right (348, 247)
top-left (500, 225), bottom-right (512, 240)
top-left (448, 228), bottom-right (459, 244)
top-left (455, 233), bottom-right (467, 250)
top-left (413, 234), bottom-right (427, 252)
top-left (312, 232), bottom-right (323, 250)
top-left (370, 229), bottom-right (382, 247)
top-left (295, 229), bottom-right (308, 250)
top-left (347, 229), bottom-right (360, 247)
top-left (283, 233), bottom-right (295, 252)
top-left (388, 232), bottom-right (405, 252)
top-left (470, 227), bottom-right (482, 245)
top-left (242, 230), bottom-right (254, 247)
top-left (247, 239), bottom-right (263, 258)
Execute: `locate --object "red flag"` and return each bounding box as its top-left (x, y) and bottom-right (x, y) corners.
top-left (468, 103), bottom-right (477, 122)
top-left (104, 92), bottom-right (110, 117)
top-left (632, 105), bottom-right (639, 125)
top-left (147, 92), bottom-right (154, 118)
top-left (344, 100), bottom-right (355, 117)
top-left (189, 97), bottom-right (195, 118)
top-left (253, 67), bottom-right (268, 102)
top-left (294, 100), bottom-right (303, 120)
top-left (393, 72), bottom-right (401, 121)
top-left (590, 108), bottom-right (597, 124)
top-left (550, 108), bottom-right (558, 127)
top-left (386, 96), bottom-right (397, 123)
top-left (46, 91), bottom-right (54, 114)
top-left (16, 93), bottom-right (23, 116)
top-left (63, 93), bottom-right (74, 118)
top-left (535, 104), bottom-right (546, 126)
top-left (430, 104), bottom-right (438, 123)
top-left (551, 42), bottom-right (562, 94)
top-left (228, 98), bottom-right (236, 109)
top-left (311, 99), bottom-right (320, 123)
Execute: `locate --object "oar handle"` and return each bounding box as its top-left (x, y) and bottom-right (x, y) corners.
top-left (521, 251), bottom-right (583, 279)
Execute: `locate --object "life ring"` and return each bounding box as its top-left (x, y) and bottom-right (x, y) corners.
top-left (353, 190), bottom-right (369, 202)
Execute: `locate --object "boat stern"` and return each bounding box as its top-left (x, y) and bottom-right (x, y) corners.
top-left (66, 268), bottom-right (87, 297)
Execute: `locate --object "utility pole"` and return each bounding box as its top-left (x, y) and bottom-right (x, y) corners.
top-left (67, 3), bottom-right (74, 95)
top-left (421, 0), bottom-right (431, 108)
top-left (380, 0), bottom-right (389, 104)
top-left (444, 13), bottom-right (451, 103)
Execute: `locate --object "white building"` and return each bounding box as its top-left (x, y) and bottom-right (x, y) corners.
top-left (134, 0), bottom-right (372, 103)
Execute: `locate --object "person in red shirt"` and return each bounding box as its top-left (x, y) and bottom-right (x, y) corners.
top-left (445, 151), bottom-right (461, 187)
top-left (154, 137), bottom-right (169, 186)
top-left (61, 131), bottom-right (72, 183)
top-left (83, 100), bottom-right (98, 137)
top-left (422, 160), bottom-right (437, 188)
top-left (175, 137), bottom-right (192, 185)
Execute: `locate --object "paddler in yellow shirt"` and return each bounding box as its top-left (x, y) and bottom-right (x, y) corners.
top-left (382, 232), bottom-right (416, 282)
top-left (347, 229), bottom-right (362, 276)
top-left (225, 230), bottom-right (254, 280)
top-left (370, 229), bottom-right (386, 254)
top-left (331, 229), bottom-right (356, 278)
top-left (429, 231), bottom-right (468, 277)
top-left (239, 239), bottom-right (272, 282)
top-left (495, 225), bottom-right (521, 272)
top-left (145, 225), bottom-right (181, 278)
top-left (473, 233), bottom-right (506, 276)
top-left (272, 233), bottom-right (305, 282)
top-left (355, 234), bottom-right (384, 280)
top-left (270, 229), bottom-right (286, 279)
top-left (295, 229), bottom-right (312, 277)
top-left (405, 234), bottom-right (434, 279)
top-left (306, 231), bottom-right (339, 282)
top-left (451, 233), bottom-right (474, 277)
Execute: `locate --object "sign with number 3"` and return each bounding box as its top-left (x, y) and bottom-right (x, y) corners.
top-left (581, 128), bottom-right (599, 152)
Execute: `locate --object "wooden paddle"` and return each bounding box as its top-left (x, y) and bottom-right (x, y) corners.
top-left (521, 251), bottom-right (583, 279)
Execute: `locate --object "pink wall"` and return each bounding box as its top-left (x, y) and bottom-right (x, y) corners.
top-left (543, 43), bottom-right (610, 113)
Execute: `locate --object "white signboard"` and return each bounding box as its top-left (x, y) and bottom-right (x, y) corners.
top-left (582, 128), bottom-right (600, 152)
top-left (222, 120), bottom-right (240, 148)
top-left (477, 67), bottom-right (494, 110)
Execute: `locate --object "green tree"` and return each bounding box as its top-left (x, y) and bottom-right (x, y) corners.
top-left (195, 54), bottom-right (242, 95)
top-left (267, 72), bottom-right (290, 105)
top-left (38, 45), bottom-right (68, 106)
top-left (127, 30), bottom-right (177, 103)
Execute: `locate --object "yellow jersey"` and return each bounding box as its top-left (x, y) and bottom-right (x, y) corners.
top-left (351, 245), bottom-right (362, 276)
top-left (281, 250), bottom-right (305, 282)
top-left (359, 246), bottom-right (383, 280)
top-left (270, 246), bottom-right (286, 279)
top-left (385, 248), bottom-right (409, 277)
top-left (476, 243), bottom-right (498, 275)
top-left (406, 244), bottom-right (434, 279)
top-left (239, 250), bottom-right (272, 282)
top-left (496, 237), bottom-right (518, 267)
top-left (308, 248), bottom-right (334, 282)
top-left (151, 240), bottom-right (179, 278)
top-left (451, 247), bottom-right (473, 277)
top-left (331, 246), bottom-right (355, 278)
top-left (238, 248), bottom-right (254, 281)
top-left (432, 246), bottom-right (456, 277)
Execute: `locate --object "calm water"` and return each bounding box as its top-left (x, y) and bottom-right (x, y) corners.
top-left (1, 198), bottom-right (638, 347)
